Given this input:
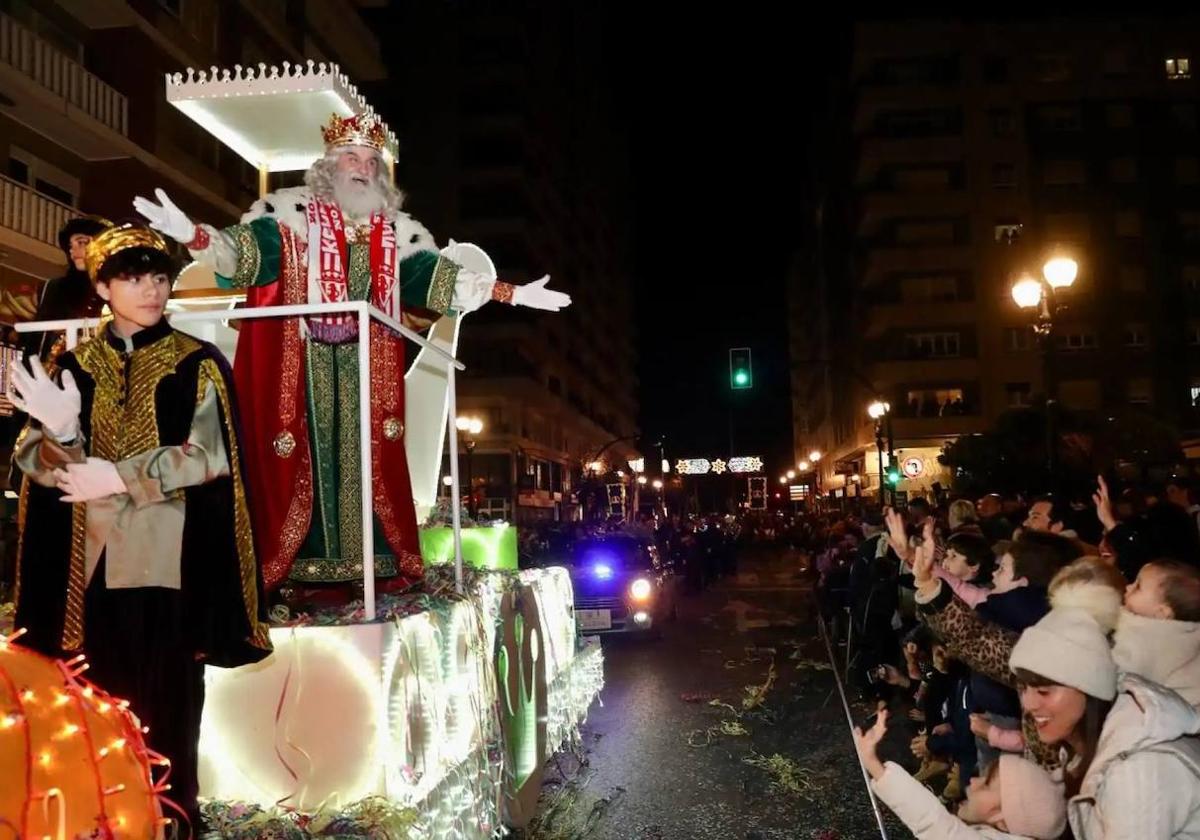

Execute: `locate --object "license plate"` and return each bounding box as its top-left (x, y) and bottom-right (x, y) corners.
top-left (577, 609), bottom-right (612, 631)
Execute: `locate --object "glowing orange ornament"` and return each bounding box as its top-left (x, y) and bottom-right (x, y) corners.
top-left (0, 630), bottom-right (167, 839)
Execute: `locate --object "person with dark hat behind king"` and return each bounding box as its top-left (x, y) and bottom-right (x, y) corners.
top-left (7, 223), bottom-right (272, 829)
top-left (23, 215), bottom-right (112, 363)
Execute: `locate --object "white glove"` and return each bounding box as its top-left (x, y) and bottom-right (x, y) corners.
top-left (132, 188), bottom-right (196, 244)
top-left (8, 359), bottom-right (81, 441)
top-left (512, 276), bottom-right (571, 312)
top-left (54, 458), bottom-right (127, 503)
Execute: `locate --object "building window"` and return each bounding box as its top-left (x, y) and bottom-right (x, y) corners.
top-left (1103, 47), bottom-right (1130, 78)
top-left (1059, 330), bottom-right (1099, 351)
top-left (1043, 159), bottom-right (1087, 186)
top-left (904, 332), bottom-right (961, 358)
top-left (990, 109), bottom-right (1015, 138)
top-left (1006, 382), bottom-right (1033, 407)
top-left (1167, 56), bottom-right (1192, 80)
top-left (1190, 383), bottom-right (1200, 409)
top-left (1036, 104), bottom-right (1083, 131)
top-left (1128, 378), bottom-right (1153, 406)
top-left (1044, 212), bottom-right (1089, 241)
top-left (1181, 211), bottom-right (1200, 242)
top-left (7, 146), bottom-right (78, 207)
top-left (994, 222), bottom-right (1022, 244)
top-left (1060, 379), bottom-right (1102, 410)
top-left (895, 220), bottom-right (957, 245)
top-left (1106, 103), bottom-right (1133, 128)
top-left (873, 107), bottom-right (963, 138)
top-left (892, 166), bottom-right (954, 191)
top-left (1116, 210), bottom-right (1142, 238)
top-left (1109, 157), bottom-right (1138, 183)
top-left (903, 387), bottom-right (967, 417)
top-left (1034, 54), bottom-right (1073, 83)
top-left (900, 274), bottom-right (962, 303)
top-left (1120, 266), bottom-right (1147, 292)
top-left (1178, 157), bottom-right (1200, 184)
top-left (992, 163), bottom-right (1017, 189)
top-left (1123, 323), bottom-right (1148, 347)
top-left (1004, 326), bottom-right (1035, 351)
top-left (983, 56), bottom-right (1008, 83)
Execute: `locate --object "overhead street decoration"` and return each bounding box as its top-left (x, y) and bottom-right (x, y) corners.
top-left (674, 457), bottom-right (763, 476)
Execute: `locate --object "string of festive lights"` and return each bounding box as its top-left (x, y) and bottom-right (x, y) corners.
top-left (0, 628), bottom-right (167, 838)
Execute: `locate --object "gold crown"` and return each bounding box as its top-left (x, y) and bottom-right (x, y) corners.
top-left (85, 224), bottom-right (169, 281)
top-left (321, 112), bottom-right (387, 152)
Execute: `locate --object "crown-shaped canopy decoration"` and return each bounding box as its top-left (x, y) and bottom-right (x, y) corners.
top-left (165, 61), bottom-right (398, 172)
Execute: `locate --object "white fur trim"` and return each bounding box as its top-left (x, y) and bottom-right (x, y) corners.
top-left (240, 186), bottom-right (440, 261)
top-left (1051, 579), bottom-right (1124, 634)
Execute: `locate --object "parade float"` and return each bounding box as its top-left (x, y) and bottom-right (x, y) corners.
top-left (8, 61), bottom-right (603, 839)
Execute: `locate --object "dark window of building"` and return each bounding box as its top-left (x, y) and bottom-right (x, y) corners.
top-left (992, 163), bottom-right (1017, 188)
top-left (1109, 157), bottom-right (1138, 183)
top-left (903, 331), bottom-right (961, 358)
top-left (7, 157), bottom-right (28, 184)
top-left (1006, 382), bottom-right (1033, 407)
top-left (983, 56), bottom-right (1008, 83)
top-left (1058, 330), bottom-right (1099, 351)
top-left (990, 109), bottom-right (1016, 137)
top-left (1179, 157), bottom-right (1200, 184)
top-left (1033, 54), bottom-right (1073, 83)
top-left (1180, 211), bottom-right (1200, 241)
top-left (1120, 266), bottom-right (1147, 292)
top-left (34, 179), bottom-right (72, 206)
top-left (1035, 104), bottom-right (1083, 131)
top-left (872, 107), bottom-right (963, 138)
top-left (1004, 326), bottom-right (1035, 351)
top-left (1106, 103), bottom-right (1133, 128)
top-left (1043, 159), bottom-right (1087, 186)
top-left (865, 54), bottom-right (961, 85)
top-left (1123, 324), bottom-right (1148, 347)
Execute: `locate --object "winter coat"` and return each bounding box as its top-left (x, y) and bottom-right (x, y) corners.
top-left (872, 762), bottom-right (1038, 840)
top-left (1068, 674), bottom-right (1200, 840)
top-left (1112, 610), bottom-right (1200, 707)
top-left (976, 586), bottom-right (1050, 634)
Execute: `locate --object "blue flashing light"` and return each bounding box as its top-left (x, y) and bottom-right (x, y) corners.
top-left (593, 562), bottom-right (614, 580)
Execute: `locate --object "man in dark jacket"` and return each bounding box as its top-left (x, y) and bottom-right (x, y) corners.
top-left (23, 215), bottom-right (111, 362)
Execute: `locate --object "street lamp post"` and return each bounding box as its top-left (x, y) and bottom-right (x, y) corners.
top-left (1011, 255), bottom-right (1078, 482)
top-left (868, 400), bottom-right (892, 505)
top-left (808, 450), bottom-right (823, 499)
top-left (455, 415), bottom-right (484, 517)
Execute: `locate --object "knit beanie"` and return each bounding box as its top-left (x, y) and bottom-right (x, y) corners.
top-left (999, 754), bottom-right (1068, 839)
top-left (1009, 607), bottom-right (1118, 700)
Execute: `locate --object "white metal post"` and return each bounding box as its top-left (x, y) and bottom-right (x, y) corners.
top-left (358, 304), bottom-right (377, 619)
top-left (446, 364), bottom-right (465, 594)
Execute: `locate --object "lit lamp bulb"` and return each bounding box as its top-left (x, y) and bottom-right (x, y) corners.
top-left (1011, 275), bottom-right (1044, 309)
top-left (868, 401), bottom-right (889, 420)
top-left (1043, 256), bottom-right (1078, 289)
top-left (786, 470), bottom-right (796, 479)
top-left (779, 476), bottom-right (788, 484)
top-left (652, 479), bottom-right (663, 489)
top-left (808, 450), bottom-right (822, 463)
top-left (799, 460), bottom-right (809, 471)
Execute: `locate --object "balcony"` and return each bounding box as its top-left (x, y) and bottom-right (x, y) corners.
top-left (0, 12), bottom-right (129, 158)
top-left (0, 173), bottom-right (75, 276)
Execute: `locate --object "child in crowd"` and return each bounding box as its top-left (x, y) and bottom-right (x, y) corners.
top-left (855, 710), bottom-right (1067, 840)
top-left (1113, 559), bottom-right (1200, 705)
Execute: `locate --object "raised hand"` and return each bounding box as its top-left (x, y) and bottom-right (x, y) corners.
top-left (884, 507), bottom-right (910, 562)
top-left (911, 517), bottom-right (937, 586)
top-left (1093, 474), bottom-right (1118, 533)
top-left (132, 188), bottom-right (196, 244)
top-left (9, 359), bottom-right (80, 441)
top-left (852, 708), bottom-right (889, 780)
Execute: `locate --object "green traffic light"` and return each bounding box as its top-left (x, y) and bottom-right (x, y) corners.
top-left (886, 468), bottom-right (901, 486)
top-left (733, 369), bottom-right (749, 386)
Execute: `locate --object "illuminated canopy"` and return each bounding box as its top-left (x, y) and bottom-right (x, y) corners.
top-left (166, 61), bottom-right (399, 172)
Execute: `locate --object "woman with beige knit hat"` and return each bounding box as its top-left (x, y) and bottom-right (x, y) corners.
top-left (1008, 606), bottom-right (1200, 839)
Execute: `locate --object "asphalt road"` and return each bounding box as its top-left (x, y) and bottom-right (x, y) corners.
top-left (522, 548), bottom-right (910, 840)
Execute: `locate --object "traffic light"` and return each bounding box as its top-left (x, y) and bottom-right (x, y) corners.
top-left (729, 347), bottom-right (753, 390)
top-left (886, 465), bottom-right (901, 486)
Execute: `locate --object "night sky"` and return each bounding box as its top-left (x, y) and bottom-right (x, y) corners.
top-left (370, 3), bottom-right (853, 480)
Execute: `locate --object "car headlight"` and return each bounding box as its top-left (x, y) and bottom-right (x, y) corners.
top-left (630, 578), bottom-right (652, 601)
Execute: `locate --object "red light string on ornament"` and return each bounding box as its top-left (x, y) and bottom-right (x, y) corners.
top-left (56, 658), bottom-right (113, 833)
top-left (0, 641), bottom-right (34, 839)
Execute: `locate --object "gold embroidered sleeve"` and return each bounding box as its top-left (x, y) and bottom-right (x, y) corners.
top-left (212, 218), bottom-right (282, 290)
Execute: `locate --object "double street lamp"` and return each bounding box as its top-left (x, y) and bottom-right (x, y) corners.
top-left (1010, 255), bottom-right (1079, 478)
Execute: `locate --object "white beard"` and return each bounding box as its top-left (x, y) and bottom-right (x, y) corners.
top-left (332, 177), bottom-right (387, 221)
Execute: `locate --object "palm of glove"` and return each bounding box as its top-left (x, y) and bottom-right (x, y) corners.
top-left (132, 188), bottom-right (196, 243)
top-left (513, 276), bottom-right (571, 311)
top-left (8, 359), bottom-right (80, 441)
